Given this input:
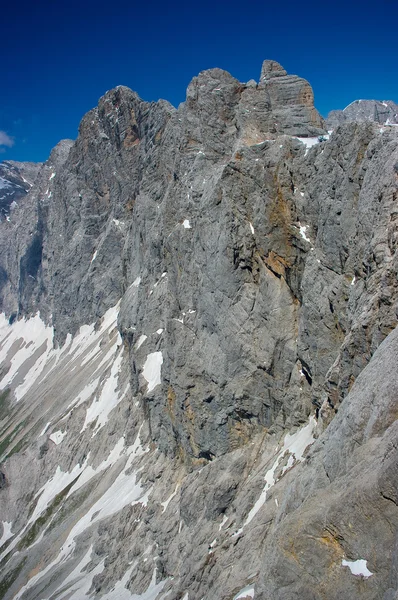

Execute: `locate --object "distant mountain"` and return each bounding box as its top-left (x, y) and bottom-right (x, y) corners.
top-left (0, 160), bottom-right (41, 221)
top-left (326, 99), bottom-right (398, 129)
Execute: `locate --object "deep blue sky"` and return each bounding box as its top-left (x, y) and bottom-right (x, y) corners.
top-left (1, 0), bottom-right (397, 163)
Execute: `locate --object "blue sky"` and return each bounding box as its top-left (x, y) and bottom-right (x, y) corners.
top-left (1, 0), bottom-right (397, 163)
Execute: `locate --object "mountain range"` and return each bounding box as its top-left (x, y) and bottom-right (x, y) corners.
top-left (0, 60), bottom-right (397, 600)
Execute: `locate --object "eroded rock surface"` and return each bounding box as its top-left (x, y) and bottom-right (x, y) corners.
top-left (0, 161), bottom-right (41, 221)
top-left (0, 60), bottom-right (397, 600)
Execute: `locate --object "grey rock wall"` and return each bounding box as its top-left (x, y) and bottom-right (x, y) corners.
top-left (0, 60), bottom-right (397, 600)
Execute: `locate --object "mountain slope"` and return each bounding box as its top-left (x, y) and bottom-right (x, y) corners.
top-left (0, 161), bottom-right (41, 222)
top-left (326, 99), bottom-right (398, 128)
top-left (0, 61), bottom-right (397, 600)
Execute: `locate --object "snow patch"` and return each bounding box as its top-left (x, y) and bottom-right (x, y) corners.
top-left (81, 347), bottom-right (126, 435)
top-left (0, 522), bottom-right (13, 548)
top-left (298, 222), bottom-right (311, 243)
top-left (242, 417), bottom-right (316, 529)
top-left (66, 434), bottom-right (143, 497)
top-left (49, 430), bottom-right (66, 445)
top-left (233, 585), bottom-right (255, 599)
top-left (71, 377), bottom-right (101, 409)
top-left (135, 335), bottom-right (148, 350)
top-left (52, 546), bottom-right (104, 600)
top-left (0, 312), bottom-right (58, 402)
top-left (142, 352), bottom-right (163, 392)
top-left (182, 219), bottom-right (192, 229)
top-left (342, 559), bottom-right (373, 578)
top-left (295, 135), bottom-right (329, 155)
top-left (249, 222), bottom-right (255, 235)
top-left (219, 514), bottom-right (229, 531)
top-left (12, 448), bottom-right (152, 599)
top-left (161, 484), bottom-right (179, 513)
top-left (39, 422), bottom-right (51, 437)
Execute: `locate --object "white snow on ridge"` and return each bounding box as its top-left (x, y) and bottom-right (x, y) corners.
top-left (67, 436), bottom-right (126, 497)
top-left (342, 559), bottom-right (373, 578)
top-left (161, 484), bottom-right (179, 513)
top-left (70, 377), bottom-right (101, 409)
top-left (241, 417), bottom-right (316, 529)
top-left (142, 352), bottom-right (163, 392)
top-left (135, 334), bottom-right (148, 350)
top-left (51, 546), bottom-right (105, 600)
top-left (39, 421), bottom-right (52, 437)
top-left (101, 567), bottom-right (167, 600)
top-left (12, 434), bottom-right (151, 599)
top-left (219, 514), bottom-right (228, 531)
top-left (29, 461), bottom-right (89, 529)
top-left (0, 301), bottom-right (122, 404)
top-left (234, 585), bottom-right (255, 599)
top-left (0, 521), bottom-right (13, 548)
top-left (295, 135), bottom-right (329, 156)
top-left (0, 177), bottom-right (13, 190)
top-left (298, 223), bottom-right (311, 243)
top-left (81, 347), bottom-right (126, 435)
top-left (0, 312), bottom-right (56, 402)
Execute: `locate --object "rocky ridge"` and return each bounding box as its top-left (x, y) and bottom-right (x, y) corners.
top-left (326, 98), bottom-right (398, 129)
top-left (0, 161), bottom-right (41, 221)
top-left (0, 60), bottom-right (397, 600)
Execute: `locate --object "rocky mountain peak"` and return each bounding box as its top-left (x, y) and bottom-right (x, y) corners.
top-left (0, 60), bottom-right (397, 600)
top-left (259, 59), bottom-right (288, 80)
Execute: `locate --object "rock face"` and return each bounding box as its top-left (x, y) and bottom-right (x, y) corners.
top-left (0, 161), bottom-right (41, 221)
top-left (0, 60), bottom-right (397, 600)
top-left (326, 99), bottom-right (398, 129)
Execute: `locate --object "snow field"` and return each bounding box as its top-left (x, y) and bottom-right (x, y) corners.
top-left (142, 352), bottom-right (163, 392)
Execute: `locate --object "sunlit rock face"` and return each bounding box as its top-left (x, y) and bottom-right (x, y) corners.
top-left (326, 98), bottom-right (398, 128)
top-left (0, 61), bottom-right (397, 600)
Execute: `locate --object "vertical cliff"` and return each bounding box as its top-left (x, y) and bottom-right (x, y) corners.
top-left (0, 61), bottom-right (397, 600)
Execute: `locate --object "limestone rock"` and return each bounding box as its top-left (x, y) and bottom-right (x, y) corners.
top-left (326, 99), bottom-right (398, 129)
top-left (0, 61), bottom-right (397, 600)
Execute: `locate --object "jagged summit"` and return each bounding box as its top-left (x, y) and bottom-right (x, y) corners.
top-left (259, 59), bottom-right (288, 80)
top-left (184, 60), bottom-right (325, 144)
